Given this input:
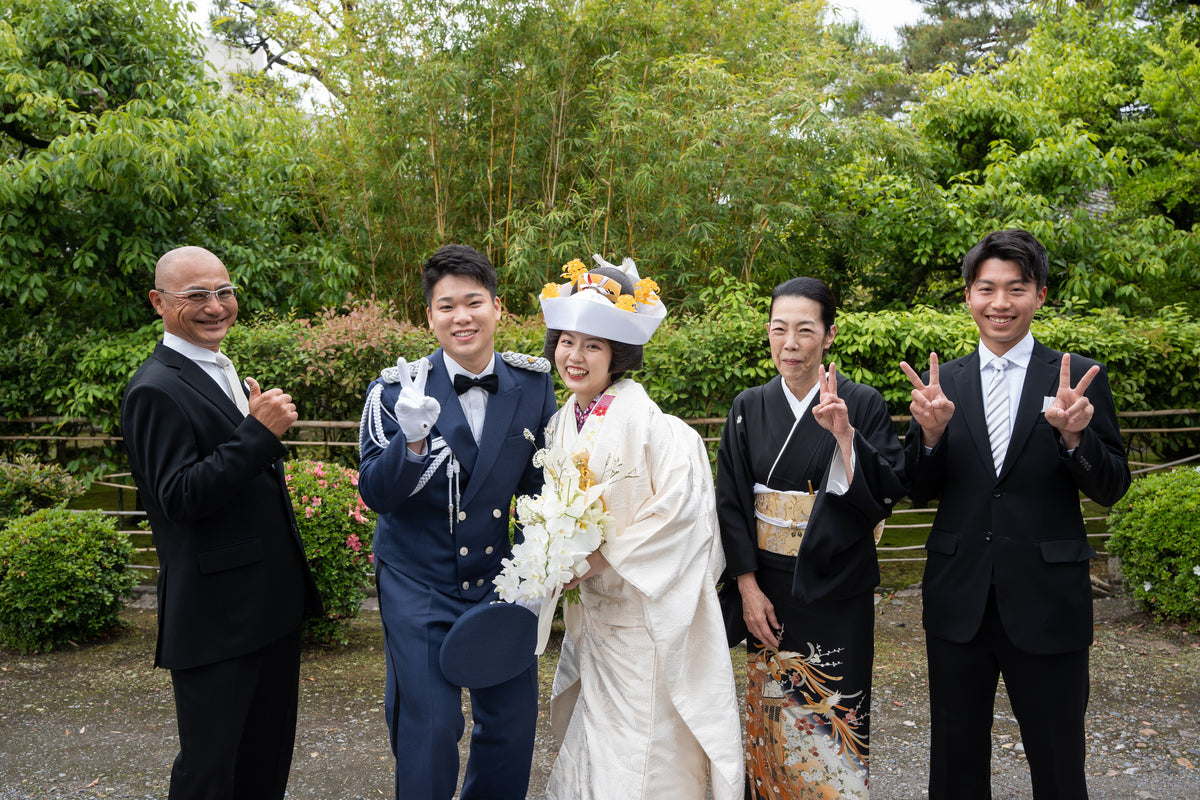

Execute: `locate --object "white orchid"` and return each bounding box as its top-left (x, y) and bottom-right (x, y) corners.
top-left (493, 431), bottom-right (629, 605)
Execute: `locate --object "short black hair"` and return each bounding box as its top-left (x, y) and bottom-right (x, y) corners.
top-left (770, 276), bottom-right (837, 332)
top-left (582, 265), bottom-right (637, 299)
top-left (961, 229), bottom-right (1049, 290)
top-left (542, 330), bottom-right (644, 381)
top-left (421, 244), bottom-right (498, 305)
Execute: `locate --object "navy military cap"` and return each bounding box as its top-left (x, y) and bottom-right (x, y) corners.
top-left (439, 601), bottom-right (539, 688)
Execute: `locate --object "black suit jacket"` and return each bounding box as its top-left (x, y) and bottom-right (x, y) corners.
top-left (121, 343), bottom-right (321, 669)
top-left (906, 340), bottom-right (1129, 655)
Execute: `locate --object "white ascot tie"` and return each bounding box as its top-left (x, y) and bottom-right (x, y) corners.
top-left (215, 353), bottom-right (250, 416)
top-left (985, 357), bottom-right (1010, 472)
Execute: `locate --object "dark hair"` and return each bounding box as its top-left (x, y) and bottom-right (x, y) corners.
top-left (961, 229), bottom-right (1049, 289)
top-left (770, 277), bottom-right (837, 332)
top-left (542, 330), bottom-right (644, 381)
top-left (540, 265), bottom-right (645, 380)
top-left (581, 265), bottom-right (637, 298)
top-left (421, 244), bottom-right (498, 305)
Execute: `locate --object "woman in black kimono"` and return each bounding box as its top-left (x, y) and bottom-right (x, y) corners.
top-left (715, 277), bottom-right (906, 799)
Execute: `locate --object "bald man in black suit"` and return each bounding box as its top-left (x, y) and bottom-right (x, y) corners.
top-left (121, 246), bottom-right (321, 799)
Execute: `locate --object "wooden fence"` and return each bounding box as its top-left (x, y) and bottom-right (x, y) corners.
top-left (3, 410), bottom-right (1198, 574)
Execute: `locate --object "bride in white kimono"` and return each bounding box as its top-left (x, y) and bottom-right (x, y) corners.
top-left (538, 256), bottom-right (742, 800)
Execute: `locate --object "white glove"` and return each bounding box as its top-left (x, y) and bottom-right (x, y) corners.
top-left (392, 358), bottom-right (440, 443)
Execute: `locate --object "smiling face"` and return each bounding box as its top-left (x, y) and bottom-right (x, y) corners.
top-left (768, 295), bottom-right (835, 397)
top-left (150, 248), bottom-right (238, 352)
top-left (426, 273), bottom-right (502, 374)
top-left (554, 331), bottom-right (614, 408)
top-left (966, 258), bottom-right (1047, 356)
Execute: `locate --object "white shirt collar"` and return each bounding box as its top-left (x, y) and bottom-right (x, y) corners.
top-left (442, 351), bottom-right (496, 380)
top-left (163, 332), bottom-right (223, 364)
top-left (779, 376), bottom-right (821, 420)
top-left (979, 331), bottom-right (1035, 372)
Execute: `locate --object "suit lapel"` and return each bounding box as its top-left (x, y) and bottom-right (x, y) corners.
top-left (460, 360), bottom-right (520, 508)
top-left (1001, 341), bottom-right (1061, 478)
top-left (949, 351), bottom-right (995, 476)
top-left (155, 346), bottom-right (297, 531)
top-left (154, 344), bottom-right (244, 426)
top-left (426, 351), bottom-right (480, 475)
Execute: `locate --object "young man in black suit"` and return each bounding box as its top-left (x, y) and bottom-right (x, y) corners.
top-left (121, 246), bottom-right (321, 800)
top-left (901, 229), bottom-right (1131, 799)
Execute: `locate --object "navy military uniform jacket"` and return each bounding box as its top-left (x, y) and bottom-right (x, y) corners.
top-left (358, 349), bottom-right (556, 598)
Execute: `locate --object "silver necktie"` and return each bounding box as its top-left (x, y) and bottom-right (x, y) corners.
top-left (215, 353), bottom-right (250, 416)
top-left (985, 357), bottom-right (1009, 473)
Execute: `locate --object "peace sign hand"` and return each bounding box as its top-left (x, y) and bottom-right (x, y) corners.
top-left (900, 352), bottom-right (956, 447)
top-left (392, 357), bottom-right (441, 444)
top-left (812, 363), bottom-right (853, 442)
top-left (812, 363), bottom-right (856, 481)
top-left (1044, 353), bottom-right (1099, 449)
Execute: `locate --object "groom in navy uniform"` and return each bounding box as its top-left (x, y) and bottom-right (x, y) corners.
top-left (901, 229), bottom-right (1130, 799)
top-left (358, 244), bottom-right (556, 799)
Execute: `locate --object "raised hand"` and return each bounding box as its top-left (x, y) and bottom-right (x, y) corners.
top-left (813, 364), bottom-right (854, 484)
top-left (900, 352), bottom-right (956, 447)
top-left (1044, 353), bottom-right (1099, 449)
top-left (392, 357), bottom-right (441, 445)
top-left (812, 363), bottom-right (852, 440)
top-left (246, 377), bottom-right (298, 438)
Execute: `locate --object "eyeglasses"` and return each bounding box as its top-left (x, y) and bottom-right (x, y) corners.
top-left (154, 286), bottom-right (240, 305)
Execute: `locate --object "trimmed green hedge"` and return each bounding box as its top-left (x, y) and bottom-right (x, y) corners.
top-left (0, 508), bottom-right (136, 653)
top-left (6, 297), bottom-right (1199, 446)
top-left (1107, 466), bottom-right (1200, 630)
top-left (0, 455), bottom-right (86, 528)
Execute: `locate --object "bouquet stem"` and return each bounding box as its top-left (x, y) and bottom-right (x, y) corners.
top-left (535, 584), bottom-right (563, 656)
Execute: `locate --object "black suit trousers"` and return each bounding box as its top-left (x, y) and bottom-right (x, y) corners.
top-left (168, 628), bottom-right (303, 800)
top-left (927, 588), bottom-right (1090, 800)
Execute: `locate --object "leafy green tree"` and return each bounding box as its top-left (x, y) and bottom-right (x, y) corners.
top-left (223, 0), bottom-right (876, 317)
top-left (900, 0), bottom-right (1037, 75)
top-left (209, 0), bottom-right (407, 103)
top-left (0, 0), bottom-right (356, 419)
top-left (835, 2), bottom-right (1200, 313)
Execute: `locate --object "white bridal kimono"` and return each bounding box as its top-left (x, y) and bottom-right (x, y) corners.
top-left (546, 379), bottom-right (742, 800)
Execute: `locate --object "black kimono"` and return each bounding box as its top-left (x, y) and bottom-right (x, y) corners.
top-left (715, 373), bottom-right (906, 798)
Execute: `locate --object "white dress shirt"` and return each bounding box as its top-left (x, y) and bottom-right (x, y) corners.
top-left (442, 352), bottom-right (497, 444)
top-left (978, 331), bottom-right (1035, 436)
top-left (162, 332), bottom-right (241, 405)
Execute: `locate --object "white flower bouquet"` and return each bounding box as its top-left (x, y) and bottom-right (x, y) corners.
top-left (493, 430), bottom-right (626, 652)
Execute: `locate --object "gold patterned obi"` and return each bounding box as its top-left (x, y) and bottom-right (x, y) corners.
top-left (753, 485), bottom-right (815, 557)
top-left (754, 484), bottom-right (887, 556)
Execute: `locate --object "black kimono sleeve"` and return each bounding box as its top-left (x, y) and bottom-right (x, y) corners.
top-left (715, 390), bottom-right (762, 579)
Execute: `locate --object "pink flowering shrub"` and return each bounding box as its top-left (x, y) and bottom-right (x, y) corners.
top-left (285, 459), bottom-right (376, 646)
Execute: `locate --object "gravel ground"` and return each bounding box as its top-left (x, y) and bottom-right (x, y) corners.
top-left (1, 591), bottom-right (1197, 799)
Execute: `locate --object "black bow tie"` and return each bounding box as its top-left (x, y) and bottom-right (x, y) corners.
top-left (453, 373), bottom-right (499, 395)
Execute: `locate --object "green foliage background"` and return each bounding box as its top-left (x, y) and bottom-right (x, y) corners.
top-left (285, 459), bottom-right (376, 646)
top-left (0, 455), bottom-right (86, 525)
top-left (3, 0), bottom-right (1200, 459)
top-left (1107, 466), bottom-right (1200, 630)
top-left (0, 508), bottom-right (136, 652)
top-left (15, 297), bottom-right (1196, 450)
